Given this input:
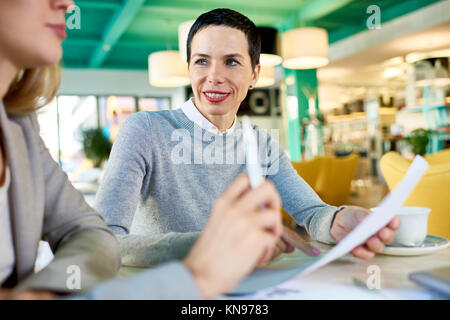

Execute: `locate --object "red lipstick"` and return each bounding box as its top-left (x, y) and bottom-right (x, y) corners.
top-left (203, 90), bottom-right (231, 103)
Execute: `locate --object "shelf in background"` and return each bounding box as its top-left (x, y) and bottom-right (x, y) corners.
top-left (401, 104), bottom-right (449, 113)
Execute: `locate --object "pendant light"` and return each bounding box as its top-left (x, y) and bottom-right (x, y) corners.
top-left (257, 27), bottom-right (282, 67)
top-left (148, 50), bottom-right (190, 88)
top-left (255, 65), bottom-right (275, 88)
top-left (282, 27), bottom-right (329, 69)
top-left (178, 20), bottom-right (195, 62)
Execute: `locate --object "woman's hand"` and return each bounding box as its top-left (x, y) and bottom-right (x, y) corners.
top-left (330, 206), bottom-right (401, 259)
top-left (0, 289), bottom-right (57, 300)
top-left (258, 226), bottom-right (321, 266)
top-left (183, 174), bottom-right (282, 299)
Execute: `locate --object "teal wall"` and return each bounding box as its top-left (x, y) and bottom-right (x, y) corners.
top-left (284, 68), bottom-right (320, 161)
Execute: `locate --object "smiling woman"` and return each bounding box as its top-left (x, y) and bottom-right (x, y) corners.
top-left (95, 8), bottom-right (343, 271)
top-left (186, 10), bottom-right (261, 131)
top-left (85, 7), bottom-right (404, 301)
top-left (188, 26), bottom-right (259, 131)
top-left (0, 2), bottom-right (288, 300)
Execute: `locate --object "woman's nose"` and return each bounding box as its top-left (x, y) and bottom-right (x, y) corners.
top-left (207, 64), bottom-right (225, 85)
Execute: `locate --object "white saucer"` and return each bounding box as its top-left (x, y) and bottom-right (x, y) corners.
top-left (381, 235), bottom-right (450, 256)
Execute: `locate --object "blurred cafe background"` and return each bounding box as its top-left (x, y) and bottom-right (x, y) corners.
top-left (36, 0), bottom-right (450, 247)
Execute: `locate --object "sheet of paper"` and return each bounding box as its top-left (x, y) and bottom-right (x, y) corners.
top-left (232, 155), bottom-right (429, 294)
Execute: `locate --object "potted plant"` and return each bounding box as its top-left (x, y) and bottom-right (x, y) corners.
top-left (404, 128), bottom-right (432, 156)
top-left (81, 128), bottom-right (112, 168)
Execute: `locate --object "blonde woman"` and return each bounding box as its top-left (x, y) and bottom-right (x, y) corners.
top-left (0, 0), bottom-right (121, 299)
top-left (0, 0), bottom-right (283, 299)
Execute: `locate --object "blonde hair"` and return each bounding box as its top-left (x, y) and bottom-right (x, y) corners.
top-left (4, 64), bottom-right (60, 116)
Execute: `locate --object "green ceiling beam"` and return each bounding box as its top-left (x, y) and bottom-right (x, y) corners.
top-left (297, 0), bottom-right (356, 23)
top-left (64, 38), bottom-right (99, 47)
top-left (65, 37), bottom-right (178, 49)
top-left (377, 0), bottom-right (441, 23)
top-left (142, 0), bottom-right (303, 13)
top-left (140, 5), bottom-right (290, 24)
top-left (75, 1), bottom-right (121, 10)
top-left (116, 40), bottom-right (173, 49)
top-left (88, 0), bottom-right (146, 68)
top-left (279, 1), bottom-right (357, 34)
top-left (327, 0), bottom-right (442, 43)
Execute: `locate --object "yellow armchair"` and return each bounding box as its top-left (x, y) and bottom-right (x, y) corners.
top-left (291, 156), bottom-right (323, 189)
top-left (423, 148), bottom-right (450, 165)
top-left (291, 153), bottom-right (360, 206)
top-left (380, 150), bottom-right (450, 238)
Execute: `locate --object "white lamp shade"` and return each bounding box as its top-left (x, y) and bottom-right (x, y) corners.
top-left (282, 27), bottom-right (329, 69)
top-left (383, 67), bottom-right (403, 79)
top-left (260, 53), bottom-right (283, 67)
top-left (178, 20), bottom-right (195, 62)
top-left (255, 66), bottom-right (275, 87)
top-left (148, 50), bottom-right (190, 88)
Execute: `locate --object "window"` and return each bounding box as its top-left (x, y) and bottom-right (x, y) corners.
top-left (37, 94), bottom-right (169, 182)
top-left (138, 97), bottom-right (171, 112)
top-left (57, 95), bottom-right (98, 181)
top-left (37, 98), bottom-right (59, 161)
top-left (99, 96), bottom-right (136, 142)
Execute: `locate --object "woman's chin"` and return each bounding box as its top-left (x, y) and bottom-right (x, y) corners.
top-left (32, 43), bottom-right (62, 67)
top-left (204, 104), bottom-right (233, 116)
top-left (195, 96), bottom-right (235, 117)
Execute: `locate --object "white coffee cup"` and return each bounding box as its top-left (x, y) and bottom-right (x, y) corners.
top-left (371, 206), bottom-right (430, 247)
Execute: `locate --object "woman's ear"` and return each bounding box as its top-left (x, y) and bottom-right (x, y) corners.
top-left (250, 64), bottom-right (261, 89)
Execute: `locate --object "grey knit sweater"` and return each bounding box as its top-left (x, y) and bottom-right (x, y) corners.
top-left (94, 109), bottom-right (338, 267)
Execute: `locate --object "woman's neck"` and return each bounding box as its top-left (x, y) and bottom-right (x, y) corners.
top-left (205, 114), bottom-right (235, 132)
top-left (0, 57), bottom-right (18, 101)
top-left (192, 98), bottom-right (236, 132)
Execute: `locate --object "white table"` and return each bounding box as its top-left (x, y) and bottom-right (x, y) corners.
top-left (118, 241), bottom-right (449, 300)
top-left (224, 241), bottom-right (450, 300)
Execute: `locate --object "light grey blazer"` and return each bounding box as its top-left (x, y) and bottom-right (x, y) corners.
top-left (0, 101), bottom-right (121, 293)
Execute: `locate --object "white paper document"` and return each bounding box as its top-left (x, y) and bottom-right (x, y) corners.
top-left (232, 155), bottom-right (429, 294)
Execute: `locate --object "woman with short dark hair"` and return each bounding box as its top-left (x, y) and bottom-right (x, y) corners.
top-left (0, 2), bottom-right (284, 300)
top-left (96, 8), bottom-right (401, 270)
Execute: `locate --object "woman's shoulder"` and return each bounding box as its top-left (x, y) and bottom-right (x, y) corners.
top-left (7, 112), bottom-right (40, 135)
top-left (252, 124), bottom-right (275, 142)
top-left (118, 110), bottom-right (184, 141)
top-left (126, 109), bottom-right (183, 127)
top-left (251, 124), bottom-right (284, 156)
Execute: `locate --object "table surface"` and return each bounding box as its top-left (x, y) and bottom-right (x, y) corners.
top-left (239, 241), bottom-right (450, 300)
top-left (118, 241), bottom-right (450, 300)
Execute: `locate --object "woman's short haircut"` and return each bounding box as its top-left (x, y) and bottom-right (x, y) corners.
top-left (186, 8), bottom-right (261, 69)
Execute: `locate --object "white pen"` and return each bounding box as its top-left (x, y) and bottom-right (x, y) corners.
top-left (242, 116), bottom-right (263, 189)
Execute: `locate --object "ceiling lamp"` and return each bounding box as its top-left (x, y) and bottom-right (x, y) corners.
top-left (148, 50), bottom-right (190, 88)
top-left (383, 67), bottom-right (403, 79)
top-left (178, 20), bottom-right (195, 62)
top-left (257, 27), bottom-right (282, 67)
top-left (282, 27), bottom-right (329, 69)
top-left (255, 66), bottom-right (275, 88)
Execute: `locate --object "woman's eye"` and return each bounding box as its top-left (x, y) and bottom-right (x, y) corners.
top-left (226, 59), bottom-right (239, 66)
top-left (195, 59), bottom-right (207, 65)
